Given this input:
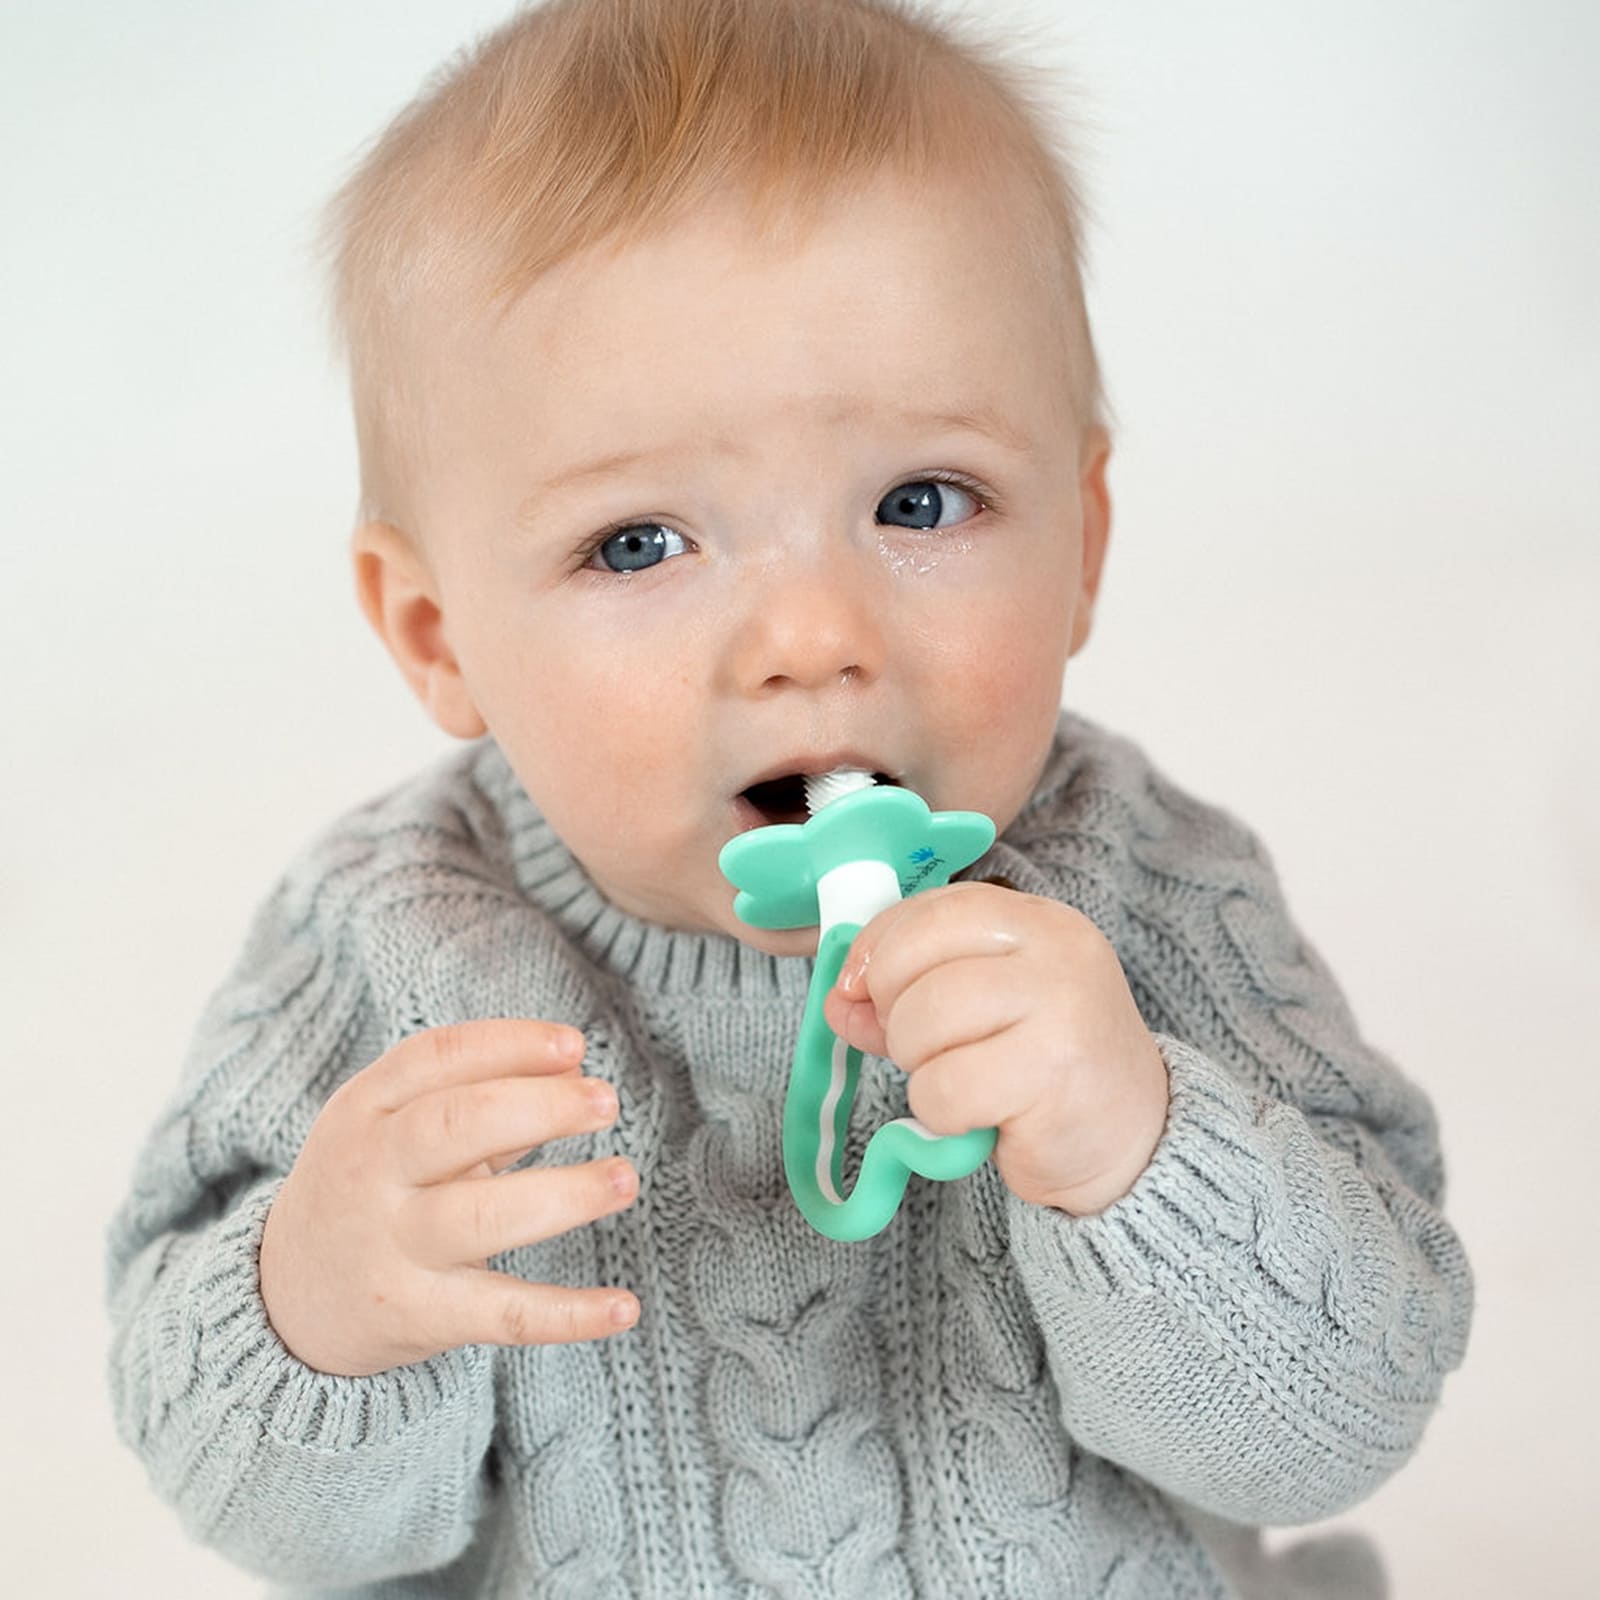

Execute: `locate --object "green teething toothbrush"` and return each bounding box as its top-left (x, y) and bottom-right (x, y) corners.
top-left (718, 771), bottom-right (998, 1240)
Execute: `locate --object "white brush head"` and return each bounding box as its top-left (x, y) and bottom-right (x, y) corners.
top-left (803, 767), bottom-right (877, 815)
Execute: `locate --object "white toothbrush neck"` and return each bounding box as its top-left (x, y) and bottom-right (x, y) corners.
top-left (817, 858), bottom-right (902, 934)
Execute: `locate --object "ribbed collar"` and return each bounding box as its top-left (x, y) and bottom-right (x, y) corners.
top-left (453, 738), bottom-right (802, 1001)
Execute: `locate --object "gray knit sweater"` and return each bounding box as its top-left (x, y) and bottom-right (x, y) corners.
top-left (106, 711), bottom-right (1472, 1598)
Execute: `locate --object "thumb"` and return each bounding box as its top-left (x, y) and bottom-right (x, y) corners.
top-left (823, 985), bottom-right (890, 1058)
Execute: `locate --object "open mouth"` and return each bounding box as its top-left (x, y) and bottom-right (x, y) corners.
top-left (737, 770), bottom-right (899, 826)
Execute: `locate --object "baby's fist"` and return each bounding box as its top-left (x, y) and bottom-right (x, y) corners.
top-left (824, 882), bottom-right (1169, 1215)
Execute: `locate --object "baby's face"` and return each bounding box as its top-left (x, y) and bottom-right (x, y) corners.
top-left (375, 170), bottom-right (1109, 956)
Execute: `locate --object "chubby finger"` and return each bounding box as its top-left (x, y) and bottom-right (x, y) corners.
top-left (902, 1028), bottom-right (1040, 1134)
top-left (877, 955), bottom-right (1033, 1071)
top-left (407, 1156), bottom-right (639, 1266)
top-left (362, 1018), bottom-right (587, 1113)
top-left (392, 1073), bottom-right (619, 1185)
top-left (834, 882), bottom-right (1025, 1020)
top-left (438, 1268), bottom-right (640, 1347)
top-left (824, 933), bottom-right (1029, 1064)
top-left (823, 988), bottom-right (890, 1058)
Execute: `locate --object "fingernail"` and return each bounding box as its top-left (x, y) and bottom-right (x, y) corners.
top-left (610, 1161), bottom-right (637, 1196)
top-left (587, 1082), bottom-right (618, 1119)
top-left (838, 953), bottom-right (865, 995)
top-left (557, 1028), bottom-right (585, 1060)
top-left (610, 1295), bottom-right (639, 1327)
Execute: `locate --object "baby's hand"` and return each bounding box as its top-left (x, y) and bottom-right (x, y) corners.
top-left (822, 883), bottom-right (1169, 1216)
top-left (259, 1020), bottom-right (639, 1377)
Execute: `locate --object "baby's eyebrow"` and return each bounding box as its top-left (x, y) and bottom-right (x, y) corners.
top-left (534, 399), bottom-right (1031, 497)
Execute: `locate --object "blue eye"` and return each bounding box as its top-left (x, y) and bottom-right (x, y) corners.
top-left (875, 477), bottom-right (982, 531)
top-left (587, 523), bottom-right (690, 574)
top-left (584, 474), bottom-right (985, 575)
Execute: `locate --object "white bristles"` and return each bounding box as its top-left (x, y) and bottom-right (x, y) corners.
top-left (804, 767), bottom-right (877, 815)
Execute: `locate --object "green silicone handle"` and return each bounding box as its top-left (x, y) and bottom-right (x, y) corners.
top-left (718, 784), bottom-right (999, 1241)
top-left (787, 921), bottom-right (996, 1240)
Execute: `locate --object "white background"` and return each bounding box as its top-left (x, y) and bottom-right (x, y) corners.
top-left (4, 1), bottom-right (1597, 1594)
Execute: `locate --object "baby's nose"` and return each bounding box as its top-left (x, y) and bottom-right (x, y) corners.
top-left (724, 559), bottom-right (887, 697)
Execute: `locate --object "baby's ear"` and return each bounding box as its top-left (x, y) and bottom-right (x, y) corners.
top-left (1069, 428), bottom-right (1113, 657)
top-left (349, 521), bottom-right (488, 739)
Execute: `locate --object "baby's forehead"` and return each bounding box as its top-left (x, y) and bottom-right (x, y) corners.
top-left (422, 201), bottom-right (1069, 440)
top-left (443, 168), bottom-right (1064, 356)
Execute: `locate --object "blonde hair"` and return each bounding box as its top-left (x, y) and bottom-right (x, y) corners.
top-left (316, 0), bottom-right (1112, 529)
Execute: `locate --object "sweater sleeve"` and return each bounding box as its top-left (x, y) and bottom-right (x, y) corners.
top-left (1000, 762), bottom-right (1474, 1528)
top-left (105, 850), bottom-right (497, 1587)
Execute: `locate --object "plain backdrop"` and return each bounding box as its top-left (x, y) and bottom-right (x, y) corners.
top-left (4, 1), bottom-right (1597, 1595)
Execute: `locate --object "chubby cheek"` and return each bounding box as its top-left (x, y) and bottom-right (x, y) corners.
top-left (959, 619), bottom-right (1063, 721)
top-left (524, 697), bottom-right (667, 837)
top-left (922, 567), bottom-right (1076, 803)
top-left (480, 610), bottom-right (708, 850)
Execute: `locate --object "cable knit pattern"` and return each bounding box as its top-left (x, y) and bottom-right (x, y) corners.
top-left (105, 711), bottom-right (1473, 1597)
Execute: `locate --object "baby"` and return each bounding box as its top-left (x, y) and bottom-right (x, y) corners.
top-left (107, 0), bottom-right (1473, 1595)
